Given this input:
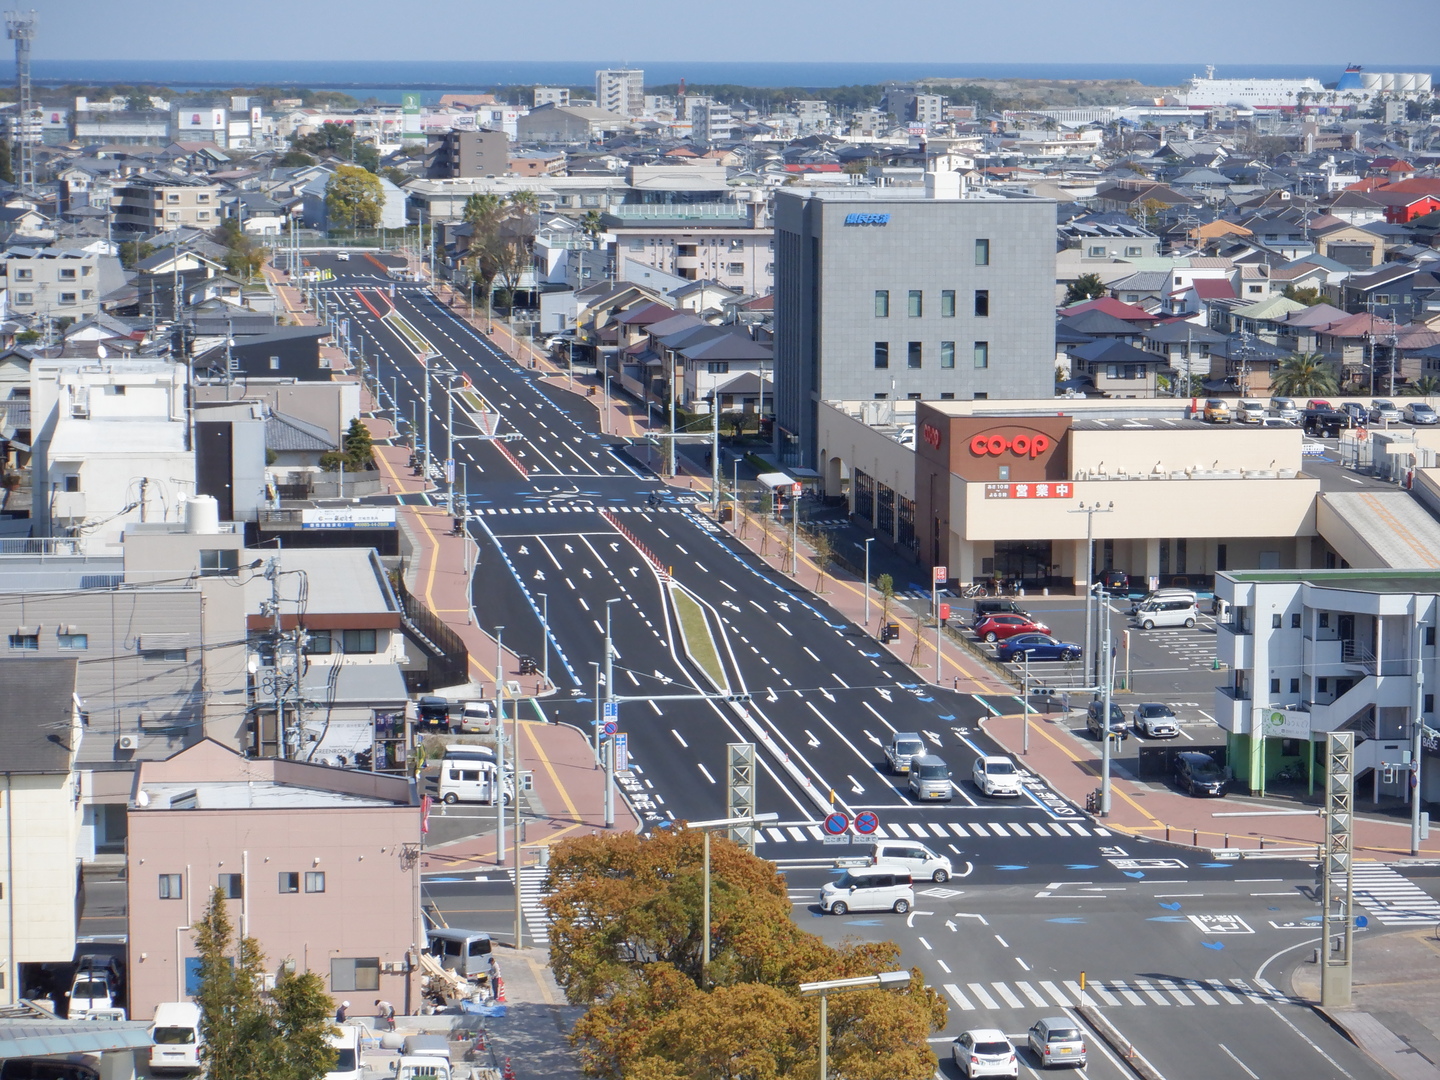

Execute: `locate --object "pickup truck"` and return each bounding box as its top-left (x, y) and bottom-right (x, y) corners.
top-left (1301, 405), bottom-right (1356, 437)
top-left (884, 732), bottom-right (925, 774)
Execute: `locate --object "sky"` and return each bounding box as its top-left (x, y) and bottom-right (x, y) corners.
top-left (23, 0), bottom-right (1439, 65)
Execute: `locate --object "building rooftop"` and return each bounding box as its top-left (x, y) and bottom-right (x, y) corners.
top-left (138, 780), bottom-right (397, 810)
top-left (1224, 567), bottom-right (1440, 593)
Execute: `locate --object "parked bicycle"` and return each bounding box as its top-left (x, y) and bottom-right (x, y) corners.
top-left (961, 582), bottom-right (988, 598)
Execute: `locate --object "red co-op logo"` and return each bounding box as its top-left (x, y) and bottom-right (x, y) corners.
top-left (921, 423), bottom-right (943, 449)
top-left (969, 431), bottom-right (1052, 459)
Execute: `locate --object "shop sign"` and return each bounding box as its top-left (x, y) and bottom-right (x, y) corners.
top-left (1257, 708), bottom-right (1310, 739)
top-left (843, 213), bottom-right (890, 226)
top-left (984, 482), bottom-right (1073, 499)
top-left (921, 422), bottom-right (943, 449)
top-left (970, 432), bottom-right (1052, 459)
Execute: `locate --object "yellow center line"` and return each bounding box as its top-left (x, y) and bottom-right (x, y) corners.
top-left (520, 720), bottom-right (581, 822)
top-left (1003, 713), bottom-right (1163, 827)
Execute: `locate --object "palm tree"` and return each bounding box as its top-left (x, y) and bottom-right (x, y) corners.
top-left (580, 209), bottom-right (605, 239)
top-left (1405, 376), bottom-right (1440, 397)
top-left (1270, 351), bottom-right (1338, 397)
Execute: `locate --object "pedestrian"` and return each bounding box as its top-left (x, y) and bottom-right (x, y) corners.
top-left (375, 999), bottom-right (396, 1031)
top-left (335, 1001), bottom-right (349, 1023)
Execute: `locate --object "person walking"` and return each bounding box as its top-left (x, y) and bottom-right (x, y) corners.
top-left (375, 999), bottom-right (396, 1031)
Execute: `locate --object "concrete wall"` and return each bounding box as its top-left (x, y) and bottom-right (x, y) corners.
top-left (194, 380), bottom-right (360, 446)
top-left (0, 772), bottom-right (82, 1003)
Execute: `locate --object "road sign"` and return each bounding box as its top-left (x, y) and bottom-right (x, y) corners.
top-left (933, 565), bottom-right (948, 583)
top-left (603, 702), bottom-right (618, 720)
top-left (823, 811), bottom-right (850, 836)
top-left (603, 721), bottom-right (617, 736)
top-left (853, 811), bottom-right (880, 835)
top-left (444, 458), bottom-right (455, 483)
top-left (791, 482), bottom-right (803, 496)
top-left (822, 835), bottom-right (852, 845)
top-left (614, 732), bottom-right (629, 772)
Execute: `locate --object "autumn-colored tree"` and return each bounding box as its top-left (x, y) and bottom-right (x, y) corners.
top-left (546, 829), bottom-right (946, 1080)
top-left (325, 164), bottom-right (384, 231)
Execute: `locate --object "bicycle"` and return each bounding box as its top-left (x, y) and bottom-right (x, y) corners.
top-left (961, 582), bottom-right (988, 598)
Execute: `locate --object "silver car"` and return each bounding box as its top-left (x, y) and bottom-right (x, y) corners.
top-left (1370, 399), bottom-right (1402, 423)
top-left (1404, 402), bottom-right (1438, 426)
top-left (1133, 702), bottom-right (1180, 738)
top-left (1027, 1017), bottom-right (1087, 1069)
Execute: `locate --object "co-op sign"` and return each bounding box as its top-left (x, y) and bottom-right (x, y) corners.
top-left (919, 423), bottom-right (1056, 459)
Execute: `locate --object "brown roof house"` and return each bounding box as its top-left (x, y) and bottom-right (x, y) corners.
top-left (125, 739), bottom-right (418, 1021)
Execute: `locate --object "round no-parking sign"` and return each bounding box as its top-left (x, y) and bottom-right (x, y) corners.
top-left (823, 811), bottom-right (851, 835)
top-left (853, 811), bottom-right (880, 835)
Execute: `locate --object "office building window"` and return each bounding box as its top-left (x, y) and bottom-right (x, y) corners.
top-left (907, 290), bottom-right (922, 318)
top-left (342, 629), bottom-right (377, 654)
top-left (1291, 614), bottom-right (1301, 628)
top-left (873, 342), bottom-right (889, 369)
top-left (874, 290), bottom-right (889, 317)
top-left (330, 957), bottom-right (380, 993)
top-left (200, 549), bottom-right (239, 577)
top-left (8, 634), bottom-right (38, 650)
top-left (940, 392), bottom-right (955, 399)
top-left (279, 872), bottom-right (300, 894)
top-left (219, 874), bottom-right (243, 899)
top-left (307, 630), bottom-right (332, 654)
top-left (940, 341), bottom-right (955, 369)
top-left (974, 290), bottom-right (989, 317)
top-left (305, 872), bottom-right (326, 893)
top-left (158, 874), bottom-right (182, 899)
top-left (1272, 614), bottom-right (1282, 628)
top-left (941, 290), bottom-right (955, 317)
top-left (1270, 678), bottom-right (1281, 694)
top-left (1125, 246), bottom-right (1144, 257)
top-left (58, 633), bottom-right (88, 650)
top-left (975, 239), bottom-right (990, 266)
top-left (1427, 694), bottom-right (1435, 713)
top-left (973, 342), bottom-right (989, 369)
top-left (907, 342), bottom-right (922, 369)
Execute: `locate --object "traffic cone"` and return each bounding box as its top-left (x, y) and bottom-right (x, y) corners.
top-left (494, 975), bottom-right (507, 1004)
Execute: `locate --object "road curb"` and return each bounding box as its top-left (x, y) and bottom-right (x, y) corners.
top-left (1077, 1003), bottom-right (1168, 1080)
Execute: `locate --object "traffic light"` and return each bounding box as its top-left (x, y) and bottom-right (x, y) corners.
top-left (724, 693), bottom-right (752, 704)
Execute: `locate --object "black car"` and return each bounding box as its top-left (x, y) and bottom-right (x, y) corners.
top-left (1175, 752), bottom-right (1229, 796)
top-left (971, 599), bottom-right (1031, 625)
top-left (1085, 700), bottom-right (1128, 740)
top-left (1095, 569), bottom-right (1129, 593)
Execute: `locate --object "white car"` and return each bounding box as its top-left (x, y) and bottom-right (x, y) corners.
top-left (952, 1029), bottom-right (1019, 1078)
top-left (972, 755), bottom-right (1022, 797)
top-left (1236, 400), bottom-right (1266, 424)
top-left (335, 251), bottom-right (350, 262)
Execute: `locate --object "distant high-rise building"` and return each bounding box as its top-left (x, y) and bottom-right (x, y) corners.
top-left (596, 68), bottom-right (644, 117)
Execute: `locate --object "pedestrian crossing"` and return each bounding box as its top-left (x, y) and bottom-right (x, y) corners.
top-left (1140, 625), bottom-right (1217, 670)
top-left (756, 818), bottom-right (1109, 845)
top-left (943, 975), bottom-right (1300, 1012)
top-left (473, 504), bottom-right (694, 515)
top-left (509, 867), bottom-right (552, 942)
top-left (1351, 862), bottom-right (1440, 926)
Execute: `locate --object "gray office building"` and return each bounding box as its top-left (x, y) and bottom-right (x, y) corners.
top-left (773, 174), bottom-right (1056, 467)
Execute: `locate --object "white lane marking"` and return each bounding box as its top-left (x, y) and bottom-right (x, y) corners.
top-left (1218, 1044), bottom-right (1260, 1080)
top-left (803, 647), bottom-right (821, 661)
top-left (995, 935), bottom-right (1009, 948)
top-left (671, 729), bottom-right (688, 748)
top-left (1039, 981), bottom-right (1070, 1007)
top-left (966, 983), bottom-right (999, 1010)
top-left (992, 983), bottom-right (1024, 1008)
top-left (944, 984), bottom-right (974, 1011)
top-left (1263, 1002), bottom-right (1353, 1078)
top-left (697, 764), bottom-right (716, 784)
top-left (1015, 981), bottom-right (1048, 1007)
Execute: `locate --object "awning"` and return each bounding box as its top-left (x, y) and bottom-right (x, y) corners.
top-left (0, 1018), bottom-right (154, 1057)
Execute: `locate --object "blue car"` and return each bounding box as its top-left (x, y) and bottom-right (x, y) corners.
top-left (995, 633), bottom-right (1081, 663)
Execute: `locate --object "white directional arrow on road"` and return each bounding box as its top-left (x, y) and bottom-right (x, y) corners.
top-left (518, 545), bottom-right (530, 555)
top-left (863, 729), bottom-right (882, 745)
top-left (946, 921), bottom-right (957, 932)
top-left (775, 602), bottom-right (791, 612)
top-left (877, 689), bottom-right (893, 702)
top-left (534, 571), bottom-right (545, 580)
top-left (804, 729), bottom-right (821, 748)
top-left (628, 567), bottom-right (639, 577)
top-left (582, 568), bottom-right (592, 578)
top-left (609, 543), bottom-right (620, 552)
top-left (846, 774), bottom-right (865, 795)
top-left (923, 730), bottom-right (941, 745)
top-left (564, 544), bottom-right (574, 553)
top-left (820, 688), bottom-right (835, 702)
top-left (722, 600), bottom-right (741, 612)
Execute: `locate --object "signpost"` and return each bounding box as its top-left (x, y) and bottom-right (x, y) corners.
top-left (932, 565), bottom-right (948, 676)
top-left (823, 811), bottom-right (850, 835)
top-left (853, 811), bottom-right (879, 835)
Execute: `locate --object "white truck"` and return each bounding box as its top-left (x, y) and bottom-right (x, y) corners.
top-left (149, 1002), bottom-right (203, 1073)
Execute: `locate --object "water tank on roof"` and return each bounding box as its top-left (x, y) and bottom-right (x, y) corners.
top-left (184, 494), bottom-right (220, 535)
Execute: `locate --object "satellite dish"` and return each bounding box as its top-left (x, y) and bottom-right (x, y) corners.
top-left (96, 344), bottom-right (108, 359)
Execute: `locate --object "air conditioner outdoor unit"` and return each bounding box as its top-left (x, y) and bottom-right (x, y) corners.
top-left (117, 734), bottom-right (139, 751)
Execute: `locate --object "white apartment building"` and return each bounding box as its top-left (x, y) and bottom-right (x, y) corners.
top-left (31, 359), bottom-right (195, 553)
top-left (534, 87), bottom-right (570, 108)
top-left (692, 100), bottom-right (734, 145)
top-left (612, 223), bottom-right (773, 295)
top-left (0, 247), bottom-right (124, 322)
top-left (1214, 568), bottom-right (1440, 805)
top-left (596, 68), bottom-right (645, 117)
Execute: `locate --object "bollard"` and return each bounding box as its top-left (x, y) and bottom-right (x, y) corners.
top-left (1224, 833), bottom-right (1230, 848)
top-left (1165, 824), bottom-right (1170, 841)
top-left (1080, 972), bottom-right (1086, 991)
top-left (1193, 828), bottom-right (1198, 846)
top-left (1260, 836), bottom-right (1266, 851)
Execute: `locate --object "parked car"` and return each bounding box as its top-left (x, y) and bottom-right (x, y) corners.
top-left (1175, 751), bottom-right (1229, 796)
top-left (1085, 700), bottom-right (1128, 741)
top-left (995, 633), bottom-right (1081, 663)
top-left (1127, 588), bottom-right (1197, 615)
top-left (1258, 416), bottom-right (1296, 428)
top-left (1369, 399), bottom-right (1402, 424)
top-left (1132, 703), bottom-right (1180, 738)
top-left (1306, 399), bottom-right (1334, 411)
top-left (952, 1029), bottom-right (1019, 1079)
top-left (1133, 598), bottom-right (1198, 629)
top-left (972, 755), bottom-right (1022, 797)
top-left (1202, 398), bottom-right (1231, 423)
top-left (865, 840), bottom-right (953, 883)
top-left (974, 614), bottom-right (1050, 642)
top-left (1269, 396), bottom-right (1299, 422)
top-left (1236, 400), bottom-right (1266, 424)
top-left (972, 598), bottom-right (1031, 624)
top-left (1027, 1017), bottom-right (1087, 1070)
top-left (1340, 401), bottom-right (1369, 425)
top-left (1095, 569), bottom-right (1129, 593)
top-left (1404, 402), bottom-right (1438, 426)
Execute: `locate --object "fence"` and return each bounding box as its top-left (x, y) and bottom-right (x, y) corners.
top-left (393, 574), bottom-right (469, 692)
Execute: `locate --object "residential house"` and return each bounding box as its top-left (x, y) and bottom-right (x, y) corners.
top-left (1341, 262), bottom-right (1434, 323)
top-left (0, 247), bottom-right (125, 322)
top-left (1311, 220), bottom-right (1385, 269)
top-left (517, 103), bottom-right (626, 144)
top-left (676, 328), bottom-right (772, 412)
top-left (1066, 338), bottom-right (1168, 397)
top-left (1142, 322), bottom-right (1228, 385)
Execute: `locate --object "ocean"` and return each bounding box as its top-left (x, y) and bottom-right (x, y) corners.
top-left (30, 59), bottom-right (1440, 102)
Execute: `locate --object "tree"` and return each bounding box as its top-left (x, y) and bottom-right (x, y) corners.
top-left (215, 217), bottom-right (262, 279)
top-left (0, 138), bottom-right (13, 185)
top-left (1406, 376), bottom-right (1440, 397)
top-left (126, 89), bottom-right (152, 112)
top-left (1129, 197), bottom-right (1169, 229)
top-left (193, 887), bottom-right (337, 1080)
top-left (1063, 273), bottom-right (1107, 306)
top-left (546, 829), bottom-right (946, 1080)
top-left (291, 122), bottom-right (355, 160)
top-left (580, 210), bottom-right (605, 239)
top-left (876, 572), bottom-right (895, 626)
top-left (1282, 284), bottom-right (1325, 306)
top-left (119, 239), bottom-right (155, 270)
top-left (808, 529), bottom-right (833, 592)
top-left (343, 417), bottom-right (375, 470)
top-left (325, 165), bottom-right (384, 231)
top-left (280, 149), bottom-right (316, 168)
top-left (1270, 351), bottom-right (1338, 397)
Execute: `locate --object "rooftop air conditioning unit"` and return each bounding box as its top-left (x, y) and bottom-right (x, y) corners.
top-left (117, 734), bottom-right (139, 751)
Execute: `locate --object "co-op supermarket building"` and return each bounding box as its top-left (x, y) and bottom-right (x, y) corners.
top-left (815, 398), bottom-right (1440, 591)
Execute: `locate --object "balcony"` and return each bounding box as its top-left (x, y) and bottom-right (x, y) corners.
top-left (1212, 685), bottom-right (1251, 732)
top-left (1215, 622), bottom-right (1252, 671)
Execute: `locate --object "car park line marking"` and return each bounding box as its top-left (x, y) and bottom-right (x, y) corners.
top-left (918, 937), bottom-right (932, 951)
top-left (1017, 958), bottom-right (1032, 971)
top-left (944, 984), bottom-right (974, 1010)
top-left (994, 934), bottom-right (1010, 947)
top-left (1015, 982), bottom-right (1049, 1008)
top-left (967, 983), bottom-right (1000, 1009)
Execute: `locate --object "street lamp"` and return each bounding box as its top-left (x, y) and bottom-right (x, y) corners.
top-left (863, 537), bottom-right (876, 626)
top-left (798, 971), bottom-right (911, 1080)
top-left (537, 592), bottom-right (549, 688)
top-left (682, 813), bottom-right (780, 984)
top-left (1069, 500), bottom-right (1113, 687)
top-left (603, 598), bottom-right (621, 828)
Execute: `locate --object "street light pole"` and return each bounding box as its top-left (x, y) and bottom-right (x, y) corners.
top-left (537, 592), bottom-right (549, 688)
top-left (1100, 589), bottom-right (1115, 816)
top-left (798, 972), bottom-right (911, 1080)
top-left (422, 350), bottom-right (434, 485)
top-left (684, 813), bottom-right (780, 986)
top-left (863, 537), bottom-right (875, 626)
top-left (604, 599), bottom-right (619, 828)
top-left (1069, 501), bottom-right (1113, 687)
top-left (495, 626), bottom-right (506, 864)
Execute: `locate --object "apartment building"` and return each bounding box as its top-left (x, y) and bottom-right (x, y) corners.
top-left (534, 87), bottom-right (570, 108)
top-left (113, 174), bottom-right (222, 233)
top-left (1213, 568), bottom-right (1440, 805)
top-left (425, 129), bottom-right (510, 179)
top-left (0, 247), bottom-right (124, 321)
top-left (596, 68), bottom-right (645, 117)
top-left (773, 172), bottom-right (1057, 468)
top-left (692, 100), bottom-right (734, 145)
top-left (610, 220), bottom-right (772, 296)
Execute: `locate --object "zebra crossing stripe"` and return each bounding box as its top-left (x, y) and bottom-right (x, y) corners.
top-left (988, 823), bottom-right (1009, 838)
top-left (1062, 981), bottom-right (1093, 1006)
top-left (908, 824), bottom-right (928, 838)
top-left (949, 823), bottom-right (969, 838)
top-left (1157, 979), bottom-right (1195, 1005)
top-left (765, 827), bottom-right (784, 842)
top-left (1007, 822), bottom-right (1029, 837)
top-left (1086, 983), bottom-right (1122, 1007)
top-left (1066, 822), bottom-right (1090, 836)
top-left (806, 825), bottom-right (824, 840)
top-left (1027, 822), bottom-right (1050, 837)
top-left (944, 984), bottom-right (974, 1011)
top-left (1134, 980), bottom-right (1171, 1006)
top-left (1176, 978), bottom-right (1217, 1005)
top-left (1204, 978), bottom-right (1242, 1005)
top-left (1015, 982), bottom-right (1049, 1008)
top-left (992, 983), bottom-right (1024, 1008)
top-left (1351, 863), bottom-right (1440, 924)
top-left (927, 823), bottom-right (948, 838)
top-left (1037, 981), bottom-right (1069, 1007)
top-left (967, 983), bottom-right (1000, 1010)
top-left (1048, 823), bottom-right (1070, 836)
top-left (1252, 977), bottom-right (1290, 1004)
top-left (785, 826), bottom-right (807, 842)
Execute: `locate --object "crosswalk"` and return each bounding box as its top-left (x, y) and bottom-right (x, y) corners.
top-left (510, 867), bottom-right (552, 942)
top-left (1351, 862), bottom-right (1440, 926)
top-left (757, 818), bottom-right (1109, 845)
top-left (943, 975), bottom-right (1299, 1012)
top-left (473, 504), bottom-right (694, 515)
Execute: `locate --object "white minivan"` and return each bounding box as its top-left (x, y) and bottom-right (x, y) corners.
top-left (1134, 598), bottom-right (1198, 629)
top-left (819, 863), bottom-right (914, 915)
top-left (324, 1023), bottom-right (363, 1080)
top-left (149, 1002), bottom-right (203, 1073)
top-left (865, 840), bottom-right (953, 883)
top-left (437, 745), bottom-right (510, 805)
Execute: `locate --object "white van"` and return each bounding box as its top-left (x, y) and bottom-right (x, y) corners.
top-left (865, 840), bottom-right (953, 883)
top-left (819, 863), bottom-right (914, 915)
top-left (324, 1023), bottom-right (363, 1080)
top-left (1134, 598), bottom-right (1198, 629)
top-left (1127, 588), bottom-right (1197, 614)
top-left (437, 745), bottom-right (509, 805)
top-left (149, 1002), bottom-right (202, 1073)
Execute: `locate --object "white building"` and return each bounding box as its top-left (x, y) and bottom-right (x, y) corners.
top-left (1214, 568), bottom-right (1440, 805)
top-left (692, 100), bottom-right (734, 145)
top-left (596, 68), bottom-right (645, 117)
top-left (30, 359), bottom-right (195, 553)
top-left (534, 87), bottom-right (570, 108)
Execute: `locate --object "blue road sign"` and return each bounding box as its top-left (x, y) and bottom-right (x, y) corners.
top-left (603, 702), bottom-right (618, 720)
top-left (603, 721), bottom-right (617, 736)
top-left (853, 811), bottom-right (879, 835)
top-left (823, 811), bottom-right (850, 836)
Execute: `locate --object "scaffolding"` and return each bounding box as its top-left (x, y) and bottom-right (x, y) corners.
top-left (5, 10), bottom-right (36, 193)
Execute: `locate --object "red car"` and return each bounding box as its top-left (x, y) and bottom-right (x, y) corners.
top-left (975, 614), bottom-right (1050, 642)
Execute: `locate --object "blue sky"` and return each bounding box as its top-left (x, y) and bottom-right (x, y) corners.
top-left (26, 0), bottom-right (1438, 65)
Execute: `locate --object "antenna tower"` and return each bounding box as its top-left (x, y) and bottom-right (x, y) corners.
top-left (5, 10), bottom-right (37, 193)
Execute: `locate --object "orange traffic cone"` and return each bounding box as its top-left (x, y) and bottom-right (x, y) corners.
top-left (494, 975), bottom-right (507, 1004)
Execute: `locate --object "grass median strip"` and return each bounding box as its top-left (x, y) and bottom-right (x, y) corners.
top-left (670, 585), bottom-right (728, 692)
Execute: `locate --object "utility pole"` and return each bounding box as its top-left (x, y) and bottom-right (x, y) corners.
top-left (512, 697), bottom-right (523, 948)
top-left (494, 626), bottom-right (506, 864)
top-left (710, 395), bottom-right (721, 516)
top-left (1069, 501), bottom-right (1113, 687)
top-left (790, 484), bottom-right (800, 577)
top-left (604, 599), bottom-right (618, 828)
top-left (422, 350), bottom-right (434, 486)
top-left (537, 592), bottom-right (549, 688)
top-left (1100, 588), bottom-right (1115, 815)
